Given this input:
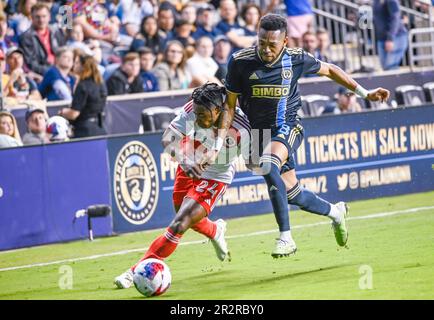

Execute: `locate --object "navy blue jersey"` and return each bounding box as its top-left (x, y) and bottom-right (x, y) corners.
top-left (225, 46), bottom-right (322, 129)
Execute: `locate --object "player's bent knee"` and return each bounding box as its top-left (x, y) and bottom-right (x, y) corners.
top-left (282, 172), bottom-right (298, 191)
top-left (283, 178), bottom-right (298, 191)
top-left (169, 217), bottom-right (191, 234)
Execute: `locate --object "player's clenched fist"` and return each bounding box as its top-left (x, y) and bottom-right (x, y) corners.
top-left (367, 88), bottom-right (390, 103)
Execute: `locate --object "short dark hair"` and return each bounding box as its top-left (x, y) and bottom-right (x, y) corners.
top-left (191, 83), bottom-right (226, 112)
top-left (259, 14), bottom-right (287, 36)
top-left (31, 3), bottom-right (50, 15)
top-left (137, 47), bottom-right (154, 56)
top-left (122, 52), bottom-right (140, 64)
top-left (175, 18), bottom-right (191, 28)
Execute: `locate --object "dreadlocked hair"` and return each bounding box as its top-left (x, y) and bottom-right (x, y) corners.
top-left (191, 83), bottom-right (226, 112)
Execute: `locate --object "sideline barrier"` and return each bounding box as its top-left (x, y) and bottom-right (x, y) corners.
top-left (0, 105), bottom-right (433, 249)
top-left (0, 139), bottom-right (112, 251)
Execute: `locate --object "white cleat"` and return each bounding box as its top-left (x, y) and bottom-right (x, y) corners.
top-left (271, 238), bottom-right (297, 258)
top-left (332, 202), bottom-right (349, 247)
top-left (114, 269), bottom-right (134, 289)
top-left (210, 219), bottom-right (231, 262)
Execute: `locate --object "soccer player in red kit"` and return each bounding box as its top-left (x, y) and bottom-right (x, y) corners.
top-left (114, 83), bottom-right (251, 289)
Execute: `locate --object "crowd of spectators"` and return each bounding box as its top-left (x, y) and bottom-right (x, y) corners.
top-left (0, 0), bottom-right (269, 143)
top-left (0, 0), bottom-right (271, 104)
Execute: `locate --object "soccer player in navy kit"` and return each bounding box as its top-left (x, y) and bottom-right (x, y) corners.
top-left (204, 14), bottom-right (391, 258)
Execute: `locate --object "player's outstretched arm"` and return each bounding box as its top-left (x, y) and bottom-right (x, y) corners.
top-left (317, 62), bottom-right (390, 102)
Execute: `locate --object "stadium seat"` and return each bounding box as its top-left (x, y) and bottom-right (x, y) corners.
top-left (423, 82), bottom-right (434, 102)
top-left (395, 85), bottom-right (426, 106)
top-left (141, 106), bottom-right (177, 132)
top-left (302, 95), bottom-right (331, 116)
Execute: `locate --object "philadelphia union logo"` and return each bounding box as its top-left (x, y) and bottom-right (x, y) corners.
top-left (282, 69), bottom-right (292, 80)
top-left (114, 141), bottom-right (159, 225)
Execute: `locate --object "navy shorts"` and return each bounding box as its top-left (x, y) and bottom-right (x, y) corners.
top-left (249, 122), bottom-right (304, 173)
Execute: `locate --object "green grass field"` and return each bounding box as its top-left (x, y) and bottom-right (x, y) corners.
top-left (0, 191), bottom-right (433, 300)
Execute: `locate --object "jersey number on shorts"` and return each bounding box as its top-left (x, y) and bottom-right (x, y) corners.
top-left (196, 181), bottom-right (219, 198)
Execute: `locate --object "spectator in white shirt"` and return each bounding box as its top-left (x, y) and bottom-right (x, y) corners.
top-left (187, 36), bottom-right (221, 86)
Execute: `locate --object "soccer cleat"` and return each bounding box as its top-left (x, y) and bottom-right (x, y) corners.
top-left (114, 269), bottom-right (134, 289)
top-left (332, 202), bottom-right (349, 246)
top-left (271, 238), bottom-right (297, 258)
top-left (210, 219), bottom-right (231, 262)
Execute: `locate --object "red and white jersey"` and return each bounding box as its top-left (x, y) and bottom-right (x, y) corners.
top-left (169, 100), bottom-right (251, 184)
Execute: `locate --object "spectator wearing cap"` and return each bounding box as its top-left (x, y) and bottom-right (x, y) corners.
top-left (192, 4), bottom-right (222, 40)
top-left (373, 0), bottom-right (408, 70)
top-left (213, 35), bottom-right (232, 81)
top-left (130, 15), bottom-right (167, 58)
top-left (106, 52), bottom-right (144, 95)
top-left (18, 3), bottom-right (66, 77)
top-left (187, 36), bottom-right (221, 87)
top-left (323, 87), bottom-right (363, 115)
top-left (0, 111), bottom-right (22, 148)
top-left (59, 55), bottom-right (107, 138)
top-left (173, 19), bottom-right (195, 52)
top-left (215, 0), bottom-right (256, 52)
top-left (153, 40), bottom-right (191, 91)
top-left (138, 47), bottom-right (159, 92)
top-left (4, 47), bottom-right (41, 100)
top-left (22, 106), bottom-right (50, 145)
top-left (38, 47), bottom-right (76, 101)
top-left (119, 0), bottom-right (154, 37)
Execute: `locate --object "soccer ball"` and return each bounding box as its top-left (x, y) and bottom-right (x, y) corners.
top-left (133, 258), bottom-right (172, 297)
top-left (46, 116), bottom-right (70, 141)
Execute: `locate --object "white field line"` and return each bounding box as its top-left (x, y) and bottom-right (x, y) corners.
top-left (0, 206), bottom-right (433, 273)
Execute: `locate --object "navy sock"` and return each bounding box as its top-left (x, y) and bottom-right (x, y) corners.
top-left (287, 182), bottom-right (331, 216)
top-left (260, 154), bottom-right (290, 231)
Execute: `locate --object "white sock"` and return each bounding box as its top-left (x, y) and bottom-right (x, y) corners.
top-left (328, 204), bottom-right (341, 223)
top-left (280, 230), bottom-right (293, 242)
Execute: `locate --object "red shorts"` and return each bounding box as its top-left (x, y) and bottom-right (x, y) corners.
top-left (172, 166), bottom-right (227, 214)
